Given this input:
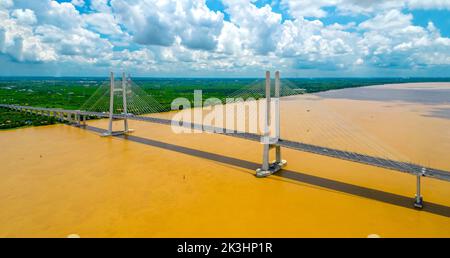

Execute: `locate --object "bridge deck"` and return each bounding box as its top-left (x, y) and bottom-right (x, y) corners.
top-left (1, 104), bottom-right (450, 182)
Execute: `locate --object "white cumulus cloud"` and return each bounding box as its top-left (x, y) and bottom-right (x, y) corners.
top-left (110, 0), bottom-right (224, 50)
top-left (11, 9), bottom-right (37, 25)
top-left (0, 0), bottom-right (449, 76)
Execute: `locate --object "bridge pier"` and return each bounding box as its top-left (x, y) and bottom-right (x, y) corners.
top-left (256, 71), bottom-right (287, 178)
top-left (102, 72), bottom-right (133, 137)
top-left (414, 168), bottom-right (426, 209)
top-left (67, 113), bottom-right (73, 124)
top-left (103, 72), bottom-right (115, 136)
top-left (74, 113), bottom-right (79, 126)
top-left (74, 113), bottom-right (84, 127)
top-left (123, 72), bottom-right (130, 133)
top-left (81, 115), bottom-right (87, 127)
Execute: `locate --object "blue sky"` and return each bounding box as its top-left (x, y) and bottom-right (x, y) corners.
top-left (0, 0), bottom-right (449, 77)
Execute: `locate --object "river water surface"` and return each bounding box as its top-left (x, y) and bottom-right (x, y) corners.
top-left (0, 83), bottom-right (449, 237)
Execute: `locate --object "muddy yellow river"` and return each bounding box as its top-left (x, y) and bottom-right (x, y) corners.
top-left (0, 83), bottom-right (449, 237)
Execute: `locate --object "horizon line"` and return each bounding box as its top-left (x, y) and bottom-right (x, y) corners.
top-left (1, 76), bottom-right (450, 80)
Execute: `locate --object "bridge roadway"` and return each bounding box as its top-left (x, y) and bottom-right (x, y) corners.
top-left (2, 104), bottom-right (450, 182)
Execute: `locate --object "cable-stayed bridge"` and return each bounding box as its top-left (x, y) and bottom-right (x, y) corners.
top-left (1, 71), bottom-right (449, 209)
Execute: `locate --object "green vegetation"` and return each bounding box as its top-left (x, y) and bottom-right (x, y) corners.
top-left (136, 78), bottom-right (258, 108)
top-left (0, 78), bottom-right (98, 129)
top-left (0, 109), bottom-right (57, 129)
top-left (1, 77), bottom-right (450, 130)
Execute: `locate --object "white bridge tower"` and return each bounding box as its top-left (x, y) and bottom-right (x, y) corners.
top-left (256, 71), bottom-right (287, 177)
top-left (102, 72), bottom-right (133, 136)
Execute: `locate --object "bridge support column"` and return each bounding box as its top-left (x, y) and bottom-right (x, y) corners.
top-left (102, 72), bottom-right (133, 137)
top-left (256, 71), bottom-right (287, 178)
top-left (414, 168), bottom-right (425, 209)
top-left (122, 72), bottom-right (130, 133)
top-left (81, 115), bottom-right (87, 127)
top-left (74, 113), bottom-right (79, 126)
top-left (274, 71), bottom-right (283, 164)
top-left (102, 72), bottom-right (115, 136)
top-left (68, 113), bottom-right (73, 124)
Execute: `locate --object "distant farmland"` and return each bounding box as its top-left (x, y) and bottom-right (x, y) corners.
top-left (1, 77), bottom-right (450, 129)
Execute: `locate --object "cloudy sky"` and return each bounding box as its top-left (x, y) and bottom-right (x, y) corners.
top-left (0, 0), bottom-right (449, 77)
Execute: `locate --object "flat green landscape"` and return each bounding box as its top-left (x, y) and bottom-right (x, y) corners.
top-left (1, 77), bottom-right (450, 129)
